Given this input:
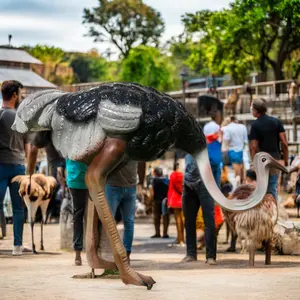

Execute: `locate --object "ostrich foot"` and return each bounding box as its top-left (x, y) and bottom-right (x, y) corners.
top-left (99, 269), bottom-right (120, 279)
top-left (121, 269), bottom-right (156, 290)
top-left (72, 269), bottom-right (96, 279)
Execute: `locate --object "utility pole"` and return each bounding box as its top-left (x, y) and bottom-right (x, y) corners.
top-left (8, 34), bottom-right (12, 47)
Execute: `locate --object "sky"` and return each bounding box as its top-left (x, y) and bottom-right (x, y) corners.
top-left (0, 0), bottom-right (231, 57)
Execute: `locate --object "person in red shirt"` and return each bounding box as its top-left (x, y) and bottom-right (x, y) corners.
top-left (168, 163), bottom-right (184, 245)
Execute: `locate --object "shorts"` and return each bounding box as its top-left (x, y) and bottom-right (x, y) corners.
top-left (228, 150), bottom-right (243, 165)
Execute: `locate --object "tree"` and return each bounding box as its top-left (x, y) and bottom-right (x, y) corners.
top-left (181, 10), bottom-right (256, 83)
top-left (69, 52), bottom-right (108, 83)
top-left (22, 45), bottom-right (74, 85)
top-left (182, 0), bottom-right (300, 81)
top-left (120, 45), bottom-right (179, 91)
top-left (83, 0), bottom-right (165, 58)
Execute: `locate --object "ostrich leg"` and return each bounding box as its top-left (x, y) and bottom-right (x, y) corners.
top-left (265, 239), bottom-right (272, 265)
top-left (85, 138), bottom-right (155, 289)
top-left (248, 240), bottom-right (256, 267)
top-left (73, 199), bottom-right (118, 279)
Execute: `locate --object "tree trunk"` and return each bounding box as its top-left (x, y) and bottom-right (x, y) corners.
top-left (273, 62), bottom-right (285, 95)
top-left (274, 65), bottom-right (284, 81)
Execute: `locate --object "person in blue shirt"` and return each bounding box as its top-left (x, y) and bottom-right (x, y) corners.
top-left (182, 154), bottom-right (216, 265)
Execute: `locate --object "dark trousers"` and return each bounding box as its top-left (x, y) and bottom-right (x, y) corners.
top-left (153, 201), bottom-right (169, 236)
top-left (70, 188), bottom-right (88, 251)
top-left (183, 180), bottom-right (216, 259)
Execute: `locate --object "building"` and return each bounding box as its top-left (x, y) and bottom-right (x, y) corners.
top-left (0, 47), bottom-right (56, 104)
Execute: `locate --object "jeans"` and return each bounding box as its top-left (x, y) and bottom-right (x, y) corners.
top-left (211, 164), bottom-right (221, 188)
top-left (0, 163), bottom-right (25, 246)
top-left (267, 174), bottom-right (279, 201)
top-left (183, 180), bottom-right (216, 259)
top-left (105, 185), bottom-right (136, 253)
top-left (70, 188), bottom-right (88, 251)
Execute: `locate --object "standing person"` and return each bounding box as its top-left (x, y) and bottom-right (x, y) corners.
top-left (150, 167), bottom-right (170, 239)
top-left (223, 116), bottom-right (248, 185)
top-left (182, 154), bottom-right (216, 265)
top-left (0, 80), bottom-right (29, 255)
top-left (203, 111), bottom-right (222, 187)
top-left (105, 161), bottom-right (138, 263)
top-left (66, 159), bottom-right (88, 266)
top-left (249, 98), bottom-right (289, 200)
top-left (168, 162), bottom-right (184, 245)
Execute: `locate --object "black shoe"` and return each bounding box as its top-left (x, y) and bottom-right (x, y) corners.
top-left (151, 234), bottom-right (161, 238)
top-left (181, 255), bottom-right (197, 262)
top-left (226, 247), bottom-right (236, 253)
top-left (162, 234), bottom-right (169, 238)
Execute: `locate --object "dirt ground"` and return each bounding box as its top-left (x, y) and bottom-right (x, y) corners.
top-left (1, 211), bottom-right (300, 300)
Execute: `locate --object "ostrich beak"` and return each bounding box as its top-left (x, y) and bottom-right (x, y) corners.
top-left (267, 157), bottom-right (288, 173)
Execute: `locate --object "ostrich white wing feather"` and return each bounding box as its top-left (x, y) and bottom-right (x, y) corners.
top-left (51, 110), bottom-right (107, 160)
top-left (12, 89), bottom-right (66, 132)
top-left (99, 100), bottom-right (142, 133)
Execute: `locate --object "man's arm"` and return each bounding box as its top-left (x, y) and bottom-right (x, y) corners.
top-left (279, 132), bottom-right (289, 166)
top-left (222, 127), bottom-right (230, 149)
top-left (250, 140), bottom-right (259, 161)
top-left (243, 125), bottom-right (248, 150)
top-left (27, 145), bottom-right (39, 175)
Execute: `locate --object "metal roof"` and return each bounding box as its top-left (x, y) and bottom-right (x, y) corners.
top-left (0, 48), bottom-right (42, 64)
top-left (0, 67), bottom-right (56, 88)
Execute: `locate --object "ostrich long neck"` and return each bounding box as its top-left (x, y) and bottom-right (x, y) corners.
top-left (195, 149), bottom-right (269, 212)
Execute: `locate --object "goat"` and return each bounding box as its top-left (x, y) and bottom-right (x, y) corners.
top-left (223, 185), bottom-right (278, 266)
top-left (12, 174), bottom-right (56, 253)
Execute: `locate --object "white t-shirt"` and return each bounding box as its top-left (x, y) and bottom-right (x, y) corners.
top-left (223, 122), bottom-right (248, 152)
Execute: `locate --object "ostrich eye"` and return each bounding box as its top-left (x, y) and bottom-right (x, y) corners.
top-left (262, 158), bottom-right (266, 162)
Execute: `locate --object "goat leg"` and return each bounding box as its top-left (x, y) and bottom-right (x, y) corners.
top-left (31, 222), bottom-right (38, 254)
top-left (265, 239), bottom-right (272, 265)
top-left (248, 240), bottom-right (256, 267)
top-left (40, 221), bottom-right (44, 251)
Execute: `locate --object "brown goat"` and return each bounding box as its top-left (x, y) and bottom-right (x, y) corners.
top-left (223, 185), bottom-right (277, 266)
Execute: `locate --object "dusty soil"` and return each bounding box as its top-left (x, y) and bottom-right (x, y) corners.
top-left (1, 213), bottom-right (300, 300)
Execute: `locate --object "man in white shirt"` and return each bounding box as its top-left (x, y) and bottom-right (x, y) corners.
top-left (223, 116), bottom-right (248, 185)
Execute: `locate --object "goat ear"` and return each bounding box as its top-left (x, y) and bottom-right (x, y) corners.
top-left (11, 175), bottom-right (26, 184)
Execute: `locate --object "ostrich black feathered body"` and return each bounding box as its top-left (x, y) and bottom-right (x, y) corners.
top-left (13, 82), bottom-right (206, 161)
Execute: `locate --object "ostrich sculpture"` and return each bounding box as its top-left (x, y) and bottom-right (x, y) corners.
top-left (223, 181), bottom-right (286, 266)
top-left (12, 82), bottom-right (287, 289)
top-left (12, 174), bottom-right (56, 253)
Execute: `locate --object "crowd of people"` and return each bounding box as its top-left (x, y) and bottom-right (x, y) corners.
top-left (0, 79), bottom-right (292, 268)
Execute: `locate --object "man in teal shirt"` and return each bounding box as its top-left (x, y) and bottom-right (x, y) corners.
top-left (66, 158), bottom-right (88, 266)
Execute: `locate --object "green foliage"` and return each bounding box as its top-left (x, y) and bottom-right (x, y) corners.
top-left (22, 44), bottom-right (74, 85)
top-left (120, 45), bottom-right (179, 91)
top-left (69, 52), bottom-right (108, 83)
top-left (24, 45), bottom-right (65, 64)
top-left (83, 0), bottom-right (165, 58)
top-left (181, 0), bottom-right (300, 82)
